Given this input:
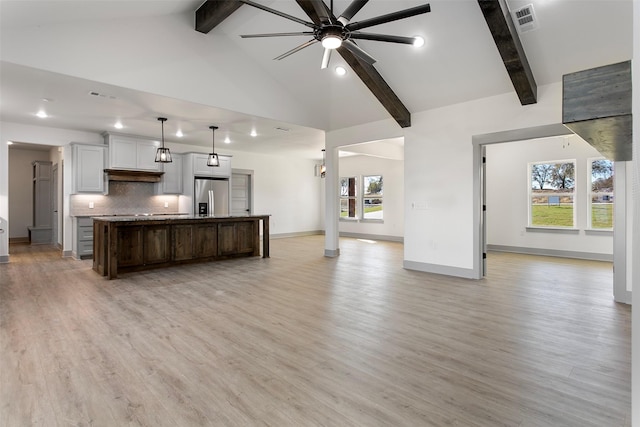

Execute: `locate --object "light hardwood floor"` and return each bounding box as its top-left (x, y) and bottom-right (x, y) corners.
top-left (0, 236), bottom-right (630, 426)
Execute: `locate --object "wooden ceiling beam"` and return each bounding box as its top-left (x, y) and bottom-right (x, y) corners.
top-left (295, 0), bottom-right (411, 127)
top-left (196, 0), bottom-right (244, 34)
top-left (477, 0), bottom-right (537, 105)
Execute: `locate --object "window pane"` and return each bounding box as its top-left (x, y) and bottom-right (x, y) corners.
top-left (364, 175), bottom-right (383, 196)
top-left (339, 177), bottom-right (357, 218)
top-left (363, 175), bottom-right (383, 220)
top-left (530, 161), bottom-right (575, 227)
top-left (591, 159), bottom-right (614, 229)
top-left (531, 195), bottom-right (574, 227)
top-left (363, 198), bottom-right (383, 219)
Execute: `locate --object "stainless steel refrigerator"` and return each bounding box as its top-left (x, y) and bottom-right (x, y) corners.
top-left (194, 177), bottom-right (230, 216)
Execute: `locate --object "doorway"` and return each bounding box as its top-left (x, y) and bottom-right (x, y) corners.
top-left (231, 170), bottom-right (253, 216)
top-left (473, 123), bottom-right (630, 303)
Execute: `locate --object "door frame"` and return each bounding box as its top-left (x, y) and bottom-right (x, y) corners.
top-left (471, 123), bottom-right (630, 303)
top-left (231, 169), bottom-right (254, 216)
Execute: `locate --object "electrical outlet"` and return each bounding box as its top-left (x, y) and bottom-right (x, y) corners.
top-left (89, 202), bottom-right (94, 209)
top-left (164, 202), bottom-right (169, 208)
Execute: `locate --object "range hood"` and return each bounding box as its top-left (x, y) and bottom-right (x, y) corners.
top-left (104, 169), bottom-right (164, 183)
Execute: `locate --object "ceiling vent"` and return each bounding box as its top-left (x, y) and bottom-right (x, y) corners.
top-left (88, 91), bottom-right (117, 100)
top-left (512, 4), bottom-right (538, 33)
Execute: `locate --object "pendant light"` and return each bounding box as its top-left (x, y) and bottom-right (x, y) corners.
top-left (207, 125), bottom-right (219, 167)
top-left (320, 149), bottom-right (326, 178)
top-left (154, 117), bottom-right (172, 163)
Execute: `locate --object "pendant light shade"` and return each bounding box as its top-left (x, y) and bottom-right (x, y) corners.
top-left (207, 125), bottom-right (219, 167)
top-left (320, 149), bottom-right (326, 178)
top-left (154, 117), bottom-right (172, 163)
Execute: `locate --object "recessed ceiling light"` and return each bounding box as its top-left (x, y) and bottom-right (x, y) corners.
top-left (176, 130), bottom-right (183, 137)
top-left (42, 98), bottom-right (53, 103)
top-left (250, 130), bottom-right (257, 137)
top-left (36, 110), bottom-right (48, 118)
top-left (335, 66), bottom-right (347, 76)
top-left (413, 36), bottom-right (425, 48)
top-left (114, 121), bottom-right (123, 129)
top-left (7, 141), bottom-right (13, 145)
top-left (224, 136), bottom-right (231, 144)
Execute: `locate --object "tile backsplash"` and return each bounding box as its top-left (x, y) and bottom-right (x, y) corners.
top-left (70, 182), bottom-right (180, 216)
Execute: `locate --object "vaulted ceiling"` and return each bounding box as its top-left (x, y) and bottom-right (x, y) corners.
top-left (0, 0), bottom-right (633, 159)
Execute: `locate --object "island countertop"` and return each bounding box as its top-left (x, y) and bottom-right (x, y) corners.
top-left (93, 215), bottom-right (270, 279)
top-left (92, 214), bottom-right (270, 222)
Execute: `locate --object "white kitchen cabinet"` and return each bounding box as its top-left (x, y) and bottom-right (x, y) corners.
top-left (72, 143), bottom-right (106, 193)
top-left (161, 153), bottom-right (183, 194)
top-left (106, 134), bottom-right (161, 171)
top-left (192, 153), bottom-right (231, 178)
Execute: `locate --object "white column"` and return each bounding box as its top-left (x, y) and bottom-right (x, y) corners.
top-left (324, 145), bottom-right (340, 257)
top-left (631, 0), bottom-right (639, 422)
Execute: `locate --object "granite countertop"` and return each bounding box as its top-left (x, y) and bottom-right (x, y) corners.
top-left (92, 214), bottom-right (270, 222)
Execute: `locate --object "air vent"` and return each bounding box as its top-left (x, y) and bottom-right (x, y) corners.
top-left (88, 91), bottom-right (117, 100)
top-left (275, 127), bottom-right (291, 132)
top-left (512, 4), bottom-right (538, 33)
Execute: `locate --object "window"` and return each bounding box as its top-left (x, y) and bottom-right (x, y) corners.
top-left (589, 159), bottom-right (614, 229)
top-left (529, 161), bottom-right (575, 228)
top-left (363, 175), bottom-right (383, 220)
top-left (340, 177), bottom-right (357, 219)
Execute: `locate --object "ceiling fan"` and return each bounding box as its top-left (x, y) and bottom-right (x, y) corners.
top-left (239, 0), bottom-right (431, 69)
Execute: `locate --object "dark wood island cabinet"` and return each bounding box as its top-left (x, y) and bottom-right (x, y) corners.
top-left (93, 215), bottom-right (270, 279)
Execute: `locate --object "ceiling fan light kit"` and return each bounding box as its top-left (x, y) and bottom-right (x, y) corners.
top-left (239, 0), bottom-right (431, 69)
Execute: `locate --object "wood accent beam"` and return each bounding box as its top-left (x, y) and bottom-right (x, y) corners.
top-left (295, 0), bottom-right (411, 128)
top-left (477, 0), bottom-right (537, 105)
top-left (196, 0), bottom-right (244, 34)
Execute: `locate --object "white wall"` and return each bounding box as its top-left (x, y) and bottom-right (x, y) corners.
top-left (8, 148), bottom-right (51, 238)
top-left (401, 83), bottom-right (564, 276)
top-left (486, 134), bottom-right (612, 258)
top-left (338, 154), bottom-right (404, 239)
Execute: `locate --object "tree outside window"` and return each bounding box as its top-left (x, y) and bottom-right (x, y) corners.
top-left (529, 161), bottom-right (576, 227)
top-left (590, 159), bottom-right (614, 229)
top-left (363, 175), bottom-right (383, 220)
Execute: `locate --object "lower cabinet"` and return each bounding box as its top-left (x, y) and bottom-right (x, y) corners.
top-left (218, 221), bottom-right (256, 256)
top-left (76, 217), bottom-right (94, 259)
top-left (117, 227), bottom-right (144, 267)
top-left (172, 223), bottom-right (219, 261)
top-left (118, 226), bottom-right (171, 266)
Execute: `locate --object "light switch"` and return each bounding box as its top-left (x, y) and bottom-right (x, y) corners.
top-left (164, 202), bottom-right (169, 208)
top-left (89, 202), bottom-right (94, 209)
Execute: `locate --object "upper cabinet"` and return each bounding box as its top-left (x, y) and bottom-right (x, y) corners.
top-left (161, 153), bottom-right (183, 194)
top-left (104, 134), bottom-right (161, 171)
top-left (72, 143), bottom-right (106, 193)
top-left (192, 153), bottom-right (231, 178)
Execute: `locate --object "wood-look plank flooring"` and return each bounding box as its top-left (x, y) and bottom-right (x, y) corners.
top-left (0, 237), bottom-right (631, 426)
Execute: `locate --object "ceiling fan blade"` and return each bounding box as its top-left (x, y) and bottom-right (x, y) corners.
top-left (346, 3), bottom-right (431, 32)
top-left (240, 0), bottom-right (316, 29)
top-left (274, 39), bottom-right (319, 61)
top-left (241, 32), bottom-right (314, 38)
top-left (350, 32), bottom-right (416, 45)
top-left (321, 48), bottom-right (332, 69)
top-left (342, 40), bottom-right (376, 65)
top-left (306, 0), bottom-right (333, 24)
top-left (338, 0), bottom-right (369, 25)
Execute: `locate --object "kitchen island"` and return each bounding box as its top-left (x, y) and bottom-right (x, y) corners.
top-left (93, 215), bottom-right (269, 279)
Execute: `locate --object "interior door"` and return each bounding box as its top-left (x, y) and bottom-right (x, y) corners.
top-left (52, 163), bottom-right (58, 246)
top-left (231, 172), bottom-right (251, 216)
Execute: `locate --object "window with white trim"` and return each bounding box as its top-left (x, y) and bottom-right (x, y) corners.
top-left (363, 175), bottom-right (383, 220)
top-left (529, 160), bottom-right (576, 228)
top-left (589, 158), bottom-right (614, 229)
top-left (340, 176), bottom-right (358, 219)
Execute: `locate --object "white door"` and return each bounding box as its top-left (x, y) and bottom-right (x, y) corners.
top-left (52, 163), bottom-right (58, 246)
top-left (231, 172), bottom-right (251, 216)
